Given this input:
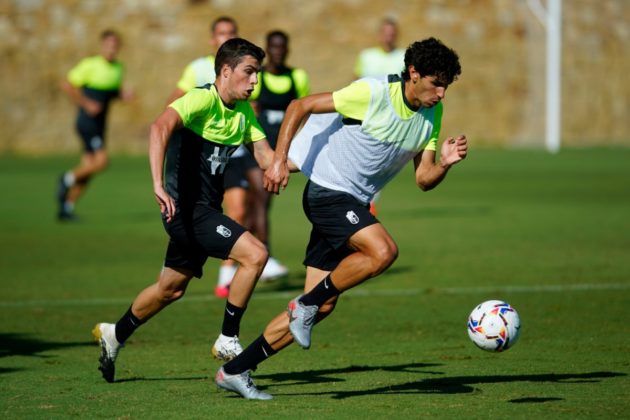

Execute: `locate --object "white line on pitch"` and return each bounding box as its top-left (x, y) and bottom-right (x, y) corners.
top-left (0, 282), bottom-right (628, 308)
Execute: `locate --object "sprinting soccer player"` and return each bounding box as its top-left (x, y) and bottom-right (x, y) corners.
top-left (57, 29), bottom-right (132, 221)
top-left (215, 37), bottom-right (467, 400)
top-left (92, 38), bottom-right (277, 383)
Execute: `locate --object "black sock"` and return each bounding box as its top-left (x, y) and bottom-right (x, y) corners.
top-left (114, 306), bottom-right (143, 344)
top-left (221, 301), bottom-right (245, 337)
top-left (223, 334), bottom-right (277, 375)
top-left (300, 275), bottom-right (340, 307)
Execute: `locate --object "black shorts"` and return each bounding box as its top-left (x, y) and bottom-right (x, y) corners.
top-left (162, 205), bottom-right (246, 278)
top-left (302, 181), bottom-right (378, 271)
top-left (76, 113), bottom-right (106, 153)
top-left (223, 155), bottom-right (254, 190)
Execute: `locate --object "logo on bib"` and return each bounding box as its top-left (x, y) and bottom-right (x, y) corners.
top-left (346, 211), bottom-right (359, 225)
top-left (216, 225), bottom-right (232, 238)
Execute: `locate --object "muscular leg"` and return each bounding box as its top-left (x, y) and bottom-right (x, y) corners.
top-left (225, 231), bottom-right (268, 307)
top-left (245, 167), bottom-right (271, 245)
top-left (130, 266), bottom-right (194, 322)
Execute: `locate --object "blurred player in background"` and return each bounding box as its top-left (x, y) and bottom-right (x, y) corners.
top-left (354, 18), bottom-right (406, 216)
top-left (215, 37), bottom-right (467, 400)
top-left (57, 29), bottom-right (132, 221)
top-left (244, 30), bottom-right (311, 284)
top-left (92, 38), bottom-right (278, 383)
top-left (163, 16), bottom-right (248, 298)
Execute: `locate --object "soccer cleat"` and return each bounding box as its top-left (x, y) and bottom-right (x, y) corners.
top-left (260, 257), bottom-right (288, 282)
top-left (211, 334), bottom-right (243, 361)
top-left (287, 295), bottom-right (319, 349)
top-left (92, 323), bottom-right (122, 383)
top-left (215, 367), bottom-right (272, 400)
top-left (214, 285), bottom-right (230, 299)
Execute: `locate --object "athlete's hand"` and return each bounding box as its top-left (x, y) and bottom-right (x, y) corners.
top-left (440, 135), bottom-right (468, 167)
top-left (263, 158), bottom-right (290, 194)
top-left (154, 185), bottom-right (176, 223)
top-left (82, 98), bottom-right (103, 116)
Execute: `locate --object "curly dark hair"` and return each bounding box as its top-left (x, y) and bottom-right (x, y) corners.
top-left (215, 38), bottom-right (265, 76)
top-left (402, 37), bottom-right (461, 85)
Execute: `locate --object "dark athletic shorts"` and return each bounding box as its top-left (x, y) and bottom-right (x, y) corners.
top-left (76, 113), bottom-right (106, 153)
top-left (302, 180), bottom-right (379, 271)
top-left (162, 205), bottom-right (246, 278)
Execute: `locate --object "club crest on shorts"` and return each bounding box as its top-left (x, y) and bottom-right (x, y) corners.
top-left (346, 210), bottom-right (359, 224)
top-left (216, 225), bottom-right (232, 238)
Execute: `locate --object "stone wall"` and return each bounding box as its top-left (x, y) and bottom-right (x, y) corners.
top-left (1, 0), bottom-right (628, 154)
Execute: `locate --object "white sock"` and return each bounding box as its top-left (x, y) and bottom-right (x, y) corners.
top-left (63, 171), bottom-right (76, 187)
top-left (218, 265), bottom-right (238, 287)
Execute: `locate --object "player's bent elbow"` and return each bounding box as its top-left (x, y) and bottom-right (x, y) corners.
top-left (416, 178), bottom-right (435, 192)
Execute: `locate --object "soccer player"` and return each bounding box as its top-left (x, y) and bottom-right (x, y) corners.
top-left (246, 30), bottom-right (311, 282)
top-left (57, 29), bottom-right (132, 221)
top-left (92, 38), bottom-right (276, 383)
top-left (214, 37), bottom-right (467, 400)
top-left (162, 16), bottom-right (247, 298)
top-left (354, 18), bottom-right (406, 79)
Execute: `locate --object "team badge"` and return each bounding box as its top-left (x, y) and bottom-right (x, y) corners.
top-left (216, 225), bottom-right (232, 238)
top-left (346, 211), bottom-right (359, 224)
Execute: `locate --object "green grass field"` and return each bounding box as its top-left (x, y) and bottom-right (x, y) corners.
top-left (1, 149), bottom-right (629, 418)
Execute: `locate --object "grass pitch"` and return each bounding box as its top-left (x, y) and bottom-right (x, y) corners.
top-left (1, 149), bottom-right (629, 418)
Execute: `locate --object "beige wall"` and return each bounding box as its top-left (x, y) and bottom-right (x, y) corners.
top-left (1, 0), bottom-right (628, 154)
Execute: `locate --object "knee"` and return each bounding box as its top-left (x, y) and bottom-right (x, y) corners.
top-left (242, 242), bottom-right (269, 270)
top-left (370, 241), bottom-right (398, 275)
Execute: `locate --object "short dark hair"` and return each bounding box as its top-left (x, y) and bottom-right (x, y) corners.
top-left (211, 16), bottom-right (238, 34)
top-left (100, 29), bottom-right (120, 41)
top-left (215, 38), bottom-right (265, 76)
top-left (266, 30), bottom-right (289, 45)
top-left (402, 37), bottom-right (461, 85)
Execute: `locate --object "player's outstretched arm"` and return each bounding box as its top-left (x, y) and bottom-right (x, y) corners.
top-left (149, 107), bottom-right (182, 222)
top-left (414, 135), bottom-right (467, 191)
top-left (264, 93), bottom-right (336, 194)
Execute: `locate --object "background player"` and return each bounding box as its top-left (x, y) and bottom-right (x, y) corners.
top-left (215, 37), bottom-right (467, 400)
top-left (245, 30), bottom-right (311, 283)
top-left (57, 29), bottom-right (132, 221)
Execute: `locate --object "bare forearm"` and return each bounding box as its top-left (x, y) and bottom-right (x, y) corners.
top-left (416, 161), bottom-right (450, 191)
top-left (148, 123), bottom-right (169, 189)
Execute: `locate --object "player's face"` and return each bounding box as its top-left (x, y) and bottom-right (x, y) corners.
top-left (407, 67), bottom-right (448, 108)
top-left (212, 21), bottom-right (237, 50)
top-left (379, 23), bottom-right (397, 50)
top-left (101, 35), bottom-right (121, 62)
top-left (225, 55), bottom-right (260, 101)
top-left (267, 35), bottom-right (288, 67)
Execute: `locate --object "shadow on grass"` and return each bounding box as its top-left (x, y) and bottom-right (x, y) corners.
top-left (256, 362), bottom-right (444, 386)
top-left (509, 397), bottom-right (564, 403)
top-left (274, 370), bottom-right (625, 399)
top-left (0, 333), bottom-right (93, 361)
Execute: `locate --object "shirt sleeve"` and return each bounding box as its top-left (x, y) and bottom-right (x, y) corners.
top-left (175, 62), bottom-right (197, 93)
top-left (67, 58), bottom-right (91, 87)
top-left (424, 102), bottom-right (443, 152)
top-left (332, 81), bottom-right (371, 121)
top-left (169, 89), bottom-right (213, 128)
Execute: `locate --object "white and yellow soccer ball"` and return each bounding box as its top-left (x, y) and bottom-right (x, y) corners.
top-left (467, 300), bottom-right (520, 352)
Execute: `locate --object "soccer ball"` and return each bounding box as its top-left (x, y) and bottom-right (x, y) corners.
top-left (467, 300), bottom-right (520, 352)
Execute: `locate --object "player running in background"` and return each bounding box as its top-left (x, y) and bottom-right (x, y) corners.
top-left (92, 38), bottom-right (277, 383)
top-left (245, 30), bottom-right (311, 283)
top-left (57, 29), bottom-right (132, 221)
top-left (215, 37), bottom-right (467, 400)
